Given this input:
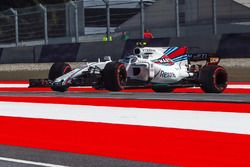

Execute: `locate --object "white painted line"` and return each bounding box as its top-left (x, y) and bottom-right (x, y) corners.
top-left (0, 102), bottom-right (250, 135)
top-left (0, 84), bottom-right (29, 88)
top-left (0, 84), bottom-right (93, 88)
top-left (0, 83), bottom-right (249, 89)
top-left (189, 85), bottom-right (250, 89)
top-left (227, 85), bottom-right (250, 89)
top-left (0, 157), bottom-right (68, 167)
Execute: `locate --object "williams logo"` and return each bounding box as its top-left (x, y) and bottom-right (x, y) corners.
top-left (159, 71), bottom-right (176, 78)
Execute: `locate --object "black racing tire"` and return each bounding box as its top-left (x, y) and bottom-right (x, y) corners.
top-left (199, 65), bottom-right (228, 93)
top-left (48, 62), bottom-right (72, 92)
top-left (48, 62), bottom-right (72, 81)
top-left (152, 84), bottom-right (174, 93)
top-left (102, 62), bottom-right (127, 91)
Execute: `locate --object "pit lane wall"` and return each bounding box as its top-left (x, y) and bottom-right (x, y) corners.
top-left (0, 33), bottom-right (250, 64)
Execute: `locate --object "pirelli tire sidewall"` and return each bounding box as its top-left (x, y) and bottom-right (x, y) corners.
top-left (199, 65), bottom-right (228, 93)
top-left (48, 62), bottom-right (72, 92)
top-left (102, 62), bottom-right (127, 91)
top-left (48, 62), bottom-right (72, 81)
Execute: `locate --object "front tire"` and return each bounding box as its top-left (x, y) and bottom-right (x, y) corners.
top-left (199, 65), bottom-right (227, 93)
top-left (48, 62), bottom-right (72, 92)
top-left (102, 62), bottom-right (127, 91)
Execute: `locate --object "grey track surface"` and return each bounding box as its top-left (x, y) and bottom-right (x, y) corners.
top-left (0, 91), bottom-right (250, 103)
top-left (0, 145), bottom-right (170, 167)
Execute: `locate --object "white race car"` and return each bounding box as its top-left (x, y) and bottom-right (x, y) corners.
top-left (29, 46), bottom-right (228, 93)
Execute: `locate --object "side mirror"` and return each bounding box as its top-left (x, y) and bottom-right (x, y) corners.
top-left (104, 56), bottom-right (112, 61)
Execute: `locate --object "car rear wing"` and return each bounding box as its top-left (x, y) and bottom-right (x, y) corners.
top-left (188, 53), bottom-right (220, 65)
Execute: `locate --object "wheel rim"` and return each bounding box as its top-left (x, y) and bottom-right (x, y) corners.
top-left (117, 65), bottom-right (127, 88)
top-left (63, 65), bottom-right (71, 74)
top-left (214, 68), bottom-right (227, 91)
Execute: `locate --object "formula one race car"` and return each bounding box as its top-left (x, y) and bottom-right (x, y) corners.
top-left (29, 46), bottom-right (228, 93)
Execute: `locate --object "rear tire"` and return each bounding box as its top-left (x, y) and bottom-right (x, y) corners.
top-left (199, 65), bottom-right (227, 93)
top-left (102, 62), bottom-right (127, 91)
top-left (48, 62), bottom-right (72, 92)
top-left (152, 84), bottom-right (174, 93)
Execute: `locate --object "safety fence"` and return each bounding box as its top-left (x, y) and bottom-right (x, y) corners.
top-left (1, 34), bottom-right (250, 65)
top-left (0, 0), bottom-right (249, 48)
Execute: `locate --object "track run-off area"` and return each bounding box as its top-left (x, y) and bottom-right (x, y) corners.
top-left (0, 81), bottom-right (250, 166)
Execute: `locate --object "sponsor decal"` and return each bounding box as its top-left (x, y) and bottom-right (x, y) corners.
top-left (208, 57), bottom-right (220, 64)
top-left (142, 48), bottom-right (156, 53)
top-left (159, 71), bottom-right (176, 78)
top-left (154, 70), bottom-right (161, 78)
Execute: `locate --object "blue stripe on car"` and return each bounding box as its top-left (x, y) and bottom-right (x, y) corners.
top-left (172, 54), bottom-right (188, 62)
top-left (164, 47), bottom-right (178, 55)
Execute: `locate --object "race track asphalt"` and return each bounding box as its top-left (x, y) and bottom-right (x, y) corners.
top-left (0, 91), bottom-right (249, 103)
top-left (0, 90), bottom-right (249, 167)
top-left (0, 91), bottom-right (180, 167)
top-left (0, 145), bottom-right (170, 167)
